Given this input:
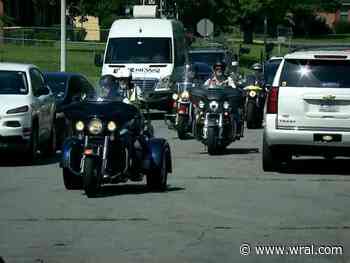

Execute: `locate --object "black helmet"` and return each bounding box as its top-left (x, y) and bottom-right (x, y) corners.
top-left (213, 61), bottom-right (226, 72)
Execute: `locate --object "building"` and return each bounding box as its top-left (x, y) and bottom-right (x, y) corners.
top-left (73, 16), bottom-right (100, 41)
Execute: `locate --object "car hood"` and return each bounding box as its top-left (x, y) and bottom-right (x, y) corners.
top-left (0, 95), bottom-right (31, 115)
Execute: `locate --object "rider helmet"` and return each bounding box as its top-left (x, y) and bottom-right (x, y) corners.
top-left (252, 63), bottom-right (263, 71)
top-left (115, 68), bottom-right (133, 90)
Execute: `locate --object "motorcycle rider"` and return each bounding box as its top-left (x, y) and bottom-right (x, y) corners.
top-left (204, 61), bottom-right (236, 88)
top-left (251, 62), bottom-right (264, 86)
top-left (114, 68), bottom-right (144, 105)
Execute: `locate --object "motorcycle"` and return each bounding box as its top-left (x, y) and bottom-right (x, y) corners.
top-left (244, 81), bottom-right (266, 129)
top-left (165, 82), bottom-right (195, 139)
top-left (59, 83), bottom-right (172, 197)
top-left (192, 84), bottom-right (245, 155)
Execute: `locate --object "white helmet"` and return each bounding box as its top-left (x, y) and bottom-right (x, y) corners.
top-left (115, 68), bottom-right (132, 80)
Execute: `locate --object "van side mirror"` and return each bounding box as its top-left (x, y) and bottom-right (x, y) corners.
top-left (94, 53), bottom-right (103, 67)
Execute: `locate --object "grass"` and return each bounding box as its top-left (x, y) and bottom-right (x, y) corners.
top-left (0, 42), bottom-right (104, 84)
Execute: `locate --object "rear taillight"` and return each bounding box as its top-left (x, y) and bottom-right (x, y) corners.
top-left (266, 86), bottom-right (279, 114)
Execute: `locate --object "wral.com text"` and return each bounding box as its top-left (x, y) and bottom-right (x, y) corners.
top-left (240, 243), bottom-right (344, 256)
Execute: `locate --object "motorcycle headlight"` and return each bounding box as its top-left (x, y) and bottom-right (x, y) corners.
top-left (223, 101), bottom-right (230, 109)
top-left (209, 101), bottom-right (219, 111)
top-left (199, 100), bottom-right (205, 109)
top-left (180, 90), bottom-right (190, 100)
top-left (172, 93), bottom-right (179, 100)
top-left (75, 121), bottom-right (85, 131)
top-left (107, 121), bottom-right (117, 132)
top-left (88, 118), bottom-right (103, 135)
top-left (249, 91), bottom-right (257, 98)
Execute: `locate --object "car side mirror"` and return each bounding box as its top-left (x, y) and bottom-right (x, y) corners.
top-left (37, 85), bottom-right (50, 96)
top-left (94, 53), bottom-right (103, 67)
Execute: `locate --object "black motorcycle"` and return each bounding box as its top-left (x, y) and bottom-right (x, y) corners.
top-left (192, 84), bottom-right (245, 155)
top-left (60, 84), bottom-right (172, 197)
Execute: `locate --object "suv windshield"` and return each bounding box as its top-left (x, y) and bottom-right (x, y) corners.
top-left (0, 71), bottom-right (28, 95)
top-left (189, 52), bottom-right (225, 66)
top-left (105, 38), bottom-right (172, 64)
top-left (280, 59), bottom-right (350, 88)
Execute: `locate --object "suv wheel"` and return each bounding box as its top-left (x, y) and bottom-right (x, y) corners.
top-left (43, 123), bottom-right (57, 157)
top-left (262, 136), bottom-right (280, 172)
top-left (26, 126), bottom-right (38, 163)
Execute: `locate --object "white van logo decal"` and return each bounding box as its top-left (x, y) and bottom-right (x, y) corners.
top-left (114, 67), bottom-right (161, 74)
top-left (130, 68), bottom-right (161, 74)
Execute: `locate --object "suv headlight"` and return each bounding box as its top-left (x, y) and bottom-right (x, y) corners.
top-left (6, 105), bottom-right (29, 114)
top-left (89, 118), bottom-right (103, 135)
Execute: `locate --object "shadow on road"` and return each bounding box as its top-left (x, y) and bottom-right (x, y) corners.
top-left (0, 153), bottom-right (60, 167)
top-left (199, 147), bottom-right (260, 156)
top-left (88, 184), bottom-right (185, 198)
top-left (279, 159), bottom-right (350, 175)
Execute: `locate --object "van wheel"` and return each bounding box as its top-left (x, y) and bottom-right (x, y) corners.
top-left (262, 136), bottom-right (279, 172)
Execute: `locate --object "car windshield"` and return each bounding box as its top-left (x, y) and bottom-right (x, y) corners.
top-left (0, 71), bottom-right (28, 95)
top-left (44, 74), bottom-right (67, 95)
top-left (189, 52), bottom-right (225, 66)
top-left (280, 59), bottom-right (350, 88)
top-left (105, 37), bottom-right (172, 64)
top-left (264, 59), bottom-right (282, 85)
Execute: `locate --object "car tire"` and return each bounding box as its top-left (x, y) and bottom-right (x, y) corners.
top-left (43, 123), bottom-right (57, 157)
top-left (63, 168), bottom-right (82, 190)
top-left (26, 125), bottom-right (38, 164)
top-left (262, 136), bottom-right (279, 172)
top-left (147, 148), bottom-right (168, 192)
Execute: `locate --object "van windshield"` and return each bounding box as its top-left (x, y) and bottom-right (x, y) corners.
top-left (105, 38), bottom-right (172, 64)
top-left (280, 59), bottom-right (350, 88)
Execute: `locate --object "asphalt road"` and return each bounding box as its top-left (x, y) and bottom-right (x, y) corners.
top-left (0, 121), bottom-right (350, 263)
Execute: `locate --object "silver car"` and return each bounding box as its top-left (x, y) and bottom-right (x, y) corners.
top-left (263, 50), bottom-right (350, 171)
top-left (0, 63), bottom-right (56, 162)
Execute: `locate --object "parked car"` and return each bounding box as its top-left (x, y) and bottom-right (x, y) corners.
top-left (43, 72), bottom-right (95, 148)
top-left (0, 63), bottom-right (56, 162)
top-left (263, 50), bottom-right (350, 171)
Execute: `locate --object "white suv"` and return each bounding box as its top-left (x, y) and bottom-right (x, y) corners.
top-left (0, 63), bottom-right (56, 162)
top-left (263, 50), bottom-right (350, 171)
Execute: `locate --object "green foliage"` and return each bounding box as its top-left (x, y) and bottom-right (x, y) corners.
top-left (334, 21), bottom-right (350, 34)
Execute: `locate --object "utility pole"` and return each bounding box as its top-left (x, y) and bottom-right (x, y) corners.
top-left (60, 0), bottom-right (66, 72)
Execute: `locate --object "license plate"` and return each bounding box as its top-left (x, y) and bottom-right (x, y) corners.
top-left (319, 103), bottom-right (338, 112)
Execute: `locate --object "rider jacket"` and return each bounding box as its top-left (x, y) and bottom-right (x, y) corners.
top-left (204, 75), bottom-right (236, 88)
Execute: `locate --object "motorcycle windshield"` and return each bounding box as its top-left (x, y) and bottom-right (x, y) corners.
top-left (84, 81), bottom-right (126, 103)
top-left (192, 84), bottom-right (242, 103)
top-left (176, 82), bottom-right (195, 93)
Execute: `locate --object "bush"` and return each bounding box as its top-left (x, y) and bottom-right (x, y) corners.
top-left (334, 21), bottom-right (350, 34)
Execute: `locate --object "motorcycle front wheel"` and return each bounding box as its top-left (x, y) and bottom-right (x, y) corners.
top-left (246, 102), bottom-right (257, 129)
top-left (177, 115), bottom-right (188, 140)
top-left (83, 157), bottom-right (101, 198)
top-left (207, 127), bottom-right (218, 155)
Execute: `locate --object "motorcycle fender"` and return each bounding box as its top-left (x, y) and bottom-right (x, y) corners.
top-left (60, 137), bottom-right (83, 175)
top-left (207, 119), bottom-right (219, 127)
top-left (146, 138), bottom-right (172, 174)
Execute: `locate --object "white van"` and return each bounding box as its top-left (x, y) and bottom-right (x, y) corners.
top-left (100, 7), bottom-right (186, 110)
